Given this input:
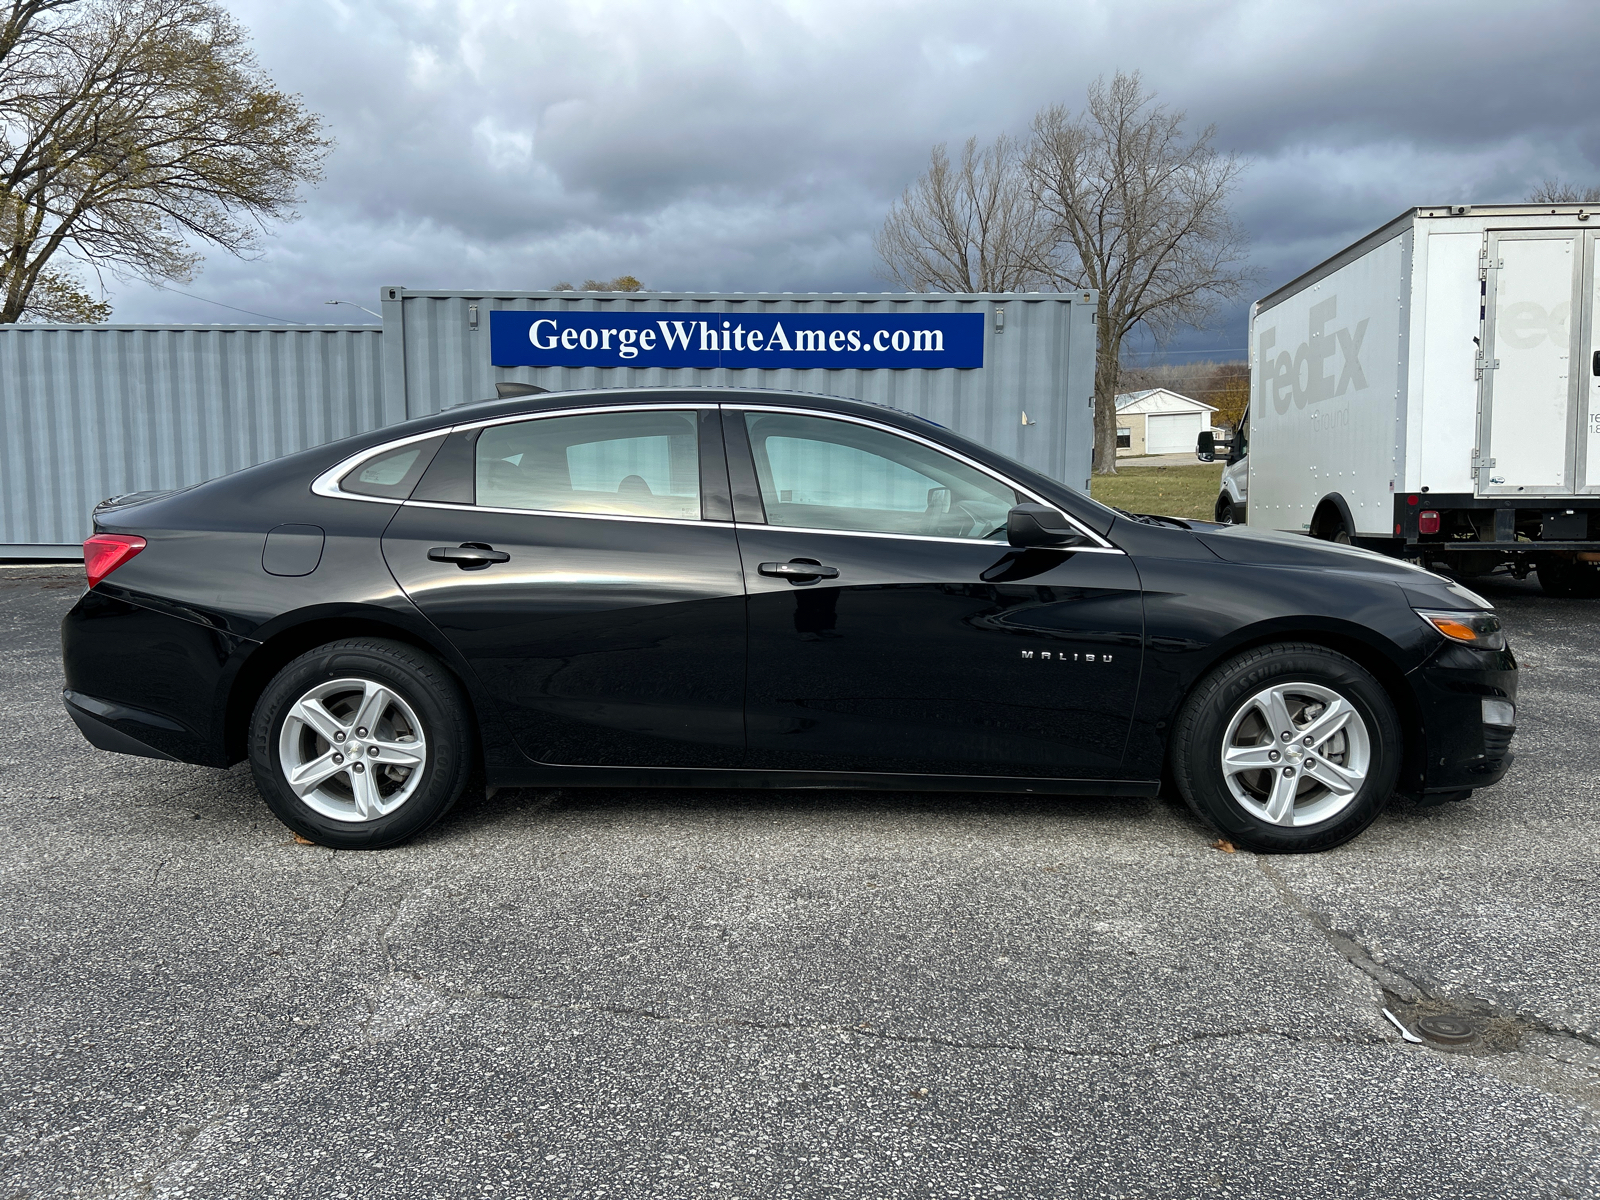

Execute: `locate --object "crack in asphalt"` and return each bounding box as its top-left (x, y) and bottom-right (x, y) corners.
top-left (1255, 858), bottom-right (1600, 1055)
top-left (341, 971), bottom-right (1388, 1063)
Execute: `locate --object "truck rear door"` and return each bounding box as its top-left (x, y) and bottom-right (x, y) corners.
top-left (1584, 232), bottom-right (1600, 495)
top-left (1476, 230), bottom-right (1585, 496)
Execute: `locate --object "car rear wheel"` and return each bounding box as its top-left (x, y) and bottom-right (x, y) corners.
top-left (1171, 644), bottom-right (1402, 853)
top-left (248, 638), bottom-right (475, 849)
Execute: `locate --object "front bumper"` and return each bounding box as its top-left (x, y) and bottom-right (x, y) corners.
top-left (1409, 641), bottom-right (1518, 793)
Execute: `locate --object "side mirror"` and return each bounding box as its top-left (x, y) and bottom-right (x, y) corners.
top-left (1196, 431), bottom-right (1215, 457)
top-left (1006, 503), bottom-right (1086, 549)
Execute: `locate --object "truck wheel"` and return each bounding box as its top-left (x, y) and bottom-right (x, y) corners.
top-left (248, 638), bottom-right (477, 849)
top-left (1537, 557), bottom-right (1600, 598)
top-left (1215, 496), bottom-right (1236, 524)
top-left (1171, 644), bottom-right (1402, 853)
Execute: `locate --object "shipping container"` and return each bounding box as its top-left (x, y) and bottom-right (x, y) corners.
top-left (381, 287), bottom-right (1096, 489)
top-left (0, 324), bottom-right (386, 555)
top-left (0, 289), bottom-right (1095, 557)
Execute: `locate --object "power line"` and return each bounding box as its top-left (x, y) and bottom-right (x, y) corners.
top-left (146, 281), bottom-right (292, 324)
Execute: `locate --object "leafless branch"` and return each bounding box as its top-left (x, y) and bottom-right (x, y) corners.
top-left (874, 135), bottom-right (1051, 293)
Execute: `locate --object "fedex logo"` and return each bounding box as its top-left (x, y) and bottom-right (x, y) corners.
top-left (1259, 296), bottom-right (1368, 415)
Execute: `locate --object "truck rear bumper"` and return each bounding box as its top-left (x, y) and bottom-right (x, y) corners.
top-left (1393, 492), bottom-right (1600, 553)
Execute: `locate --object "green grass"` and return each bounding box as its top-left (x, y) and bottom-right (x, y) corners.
top-left (1089, 463), bottom-right (1224, 521)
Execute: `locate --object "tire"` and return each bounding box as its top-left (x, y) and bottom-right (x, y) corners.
top-left (1215, 496), bottom-right (1236, 524)
top-left (1171, 644), bottom-right (1402, 853)
top-left (248, 638), bottom-right (476, 849)
top-left (1537, 557), bottom-right (1600, 598)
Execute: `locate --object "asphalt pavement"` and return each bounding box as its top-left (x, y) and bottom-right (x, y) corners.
top-left (1, 563), bottom-right (1596, 1199)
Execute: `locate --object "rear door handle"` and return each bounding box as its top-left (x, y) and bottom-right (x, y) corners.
top-left (428, 543), bottom-right (510, 570)
top-left (758, 559), bottom-right (839, 581)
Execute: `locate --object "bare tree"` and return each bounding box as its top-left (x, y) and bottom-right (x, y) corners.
top-left (1528, 178), bottom-right (1600, 204)
top-left (874, 135), bottom-right (1049, 293)
top-left (1026, 72), bottom-right (1253, 474)
top-left (0, 0), bottom-right (330, 322)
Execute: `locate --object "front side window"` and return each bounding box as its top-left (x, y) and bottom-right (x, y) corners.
top-left (743, 411), bottom-right (1018, 539)
top-left (474, 410), bottom-right (700, 519)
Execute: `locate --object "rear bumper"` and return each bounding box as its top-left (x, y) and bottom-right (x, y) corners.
top-left (61, 589), bottom-right (244, 766)
top-left (63, 692), bottom-right (178, 761)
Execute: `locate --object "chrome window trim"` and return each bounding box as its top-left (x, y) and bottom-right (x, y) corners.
top-left (401, 500), bottom-right (1120, 552)
top-left (310, 428), bottom-right (452, 505)
top-left (311, 399), bottom-right (1115, 554)
top-left (404, 499), bottom-right (732, 528)
top-left (732, 403), bottom-right (1116, 550)
top-left (311, 404), bottom-right (714, 505)
top-left (736, 522), bottom-right (1126, 553)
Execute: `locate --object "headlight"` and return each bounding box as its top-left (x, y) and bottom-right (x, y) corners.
top-left (1416, 609), bottom-right (1506, 650)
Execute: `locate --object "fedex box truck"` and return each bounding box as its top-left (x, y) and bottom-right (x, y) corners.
top-left (1232, 203), bottom-right (1600, 595)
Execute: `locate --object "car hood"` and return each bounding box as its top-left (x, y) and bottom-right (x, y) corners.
top-left (1194, 522), bottom-right (1492, 610)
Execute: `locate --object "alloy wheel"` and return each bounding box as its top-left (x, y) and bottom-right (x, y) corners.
top-left (1220, 681), bottom-right (1370, 827)
top-left (277, 677), bottom-right (428, 822)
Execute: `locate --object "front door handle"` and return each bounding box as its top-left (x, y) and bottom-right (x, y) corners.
top-left (758, 559), bottom-right (839, 582)
top-left (428, 543), bottom-right (510, 570)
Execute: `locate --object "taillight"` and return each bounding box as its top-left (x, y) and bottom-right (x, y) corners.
top-left (1418, 510), bottom-right (1441, 535)
top-left (83, 534), bottom-right (146, 588)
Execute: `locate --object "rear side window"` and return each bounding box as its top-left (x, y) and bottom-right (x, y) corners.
top-left (340, 436), bottom-right (444, 499)
top-left (474, 410), bottom-right (701, 519)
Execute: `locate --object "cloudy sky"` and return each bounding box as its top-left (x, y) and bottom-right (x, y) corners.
top-left (102, 0), bottom-right (1600, 360)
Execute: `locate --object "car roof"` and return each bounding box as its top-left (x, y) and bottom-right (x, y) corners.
top-left (434, 385), bottom-right (946, 430)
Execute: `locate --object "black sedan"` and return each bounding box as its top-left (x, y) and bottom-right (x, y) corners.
top-left (61, 387), bottom-right (1517, 853)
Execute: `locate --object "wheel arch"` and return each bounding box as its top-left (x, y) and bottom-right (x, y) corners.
top-left (221, 607), bottom-right (483, 766)
top-left (1163, 622), bottom-right (1427, 798)
top-left (1309, 493), bottom-right (1357, 541)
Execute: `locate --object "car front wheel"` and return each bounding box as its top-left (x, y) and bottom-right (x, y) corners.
top-left (1171, 644), bottom-right (1402, 853)
top-left (248, 638), bottom-right (475, 849)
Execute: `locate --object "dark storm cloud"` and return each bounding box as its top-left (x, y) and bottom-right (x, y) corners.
top-left (107, 0), bottom-right (1600, 359)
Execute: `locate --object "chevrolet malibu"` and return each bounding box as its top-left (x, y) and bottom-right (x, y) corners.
top-left (61, 387), bottom-right (1517, 853)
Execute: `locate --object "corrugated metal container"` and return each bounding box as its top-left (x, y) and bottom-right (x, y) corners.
top-left (0, 290), bottom-right (1096, 557)
top-left (380, 287), bottom-right (1096, 490)
top-left (0, 324), bottom-right (386, 553)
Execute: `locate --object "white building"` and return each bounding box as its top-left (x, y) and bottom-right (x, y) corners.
top-left (1114, 388), bottom-right (1218, 457)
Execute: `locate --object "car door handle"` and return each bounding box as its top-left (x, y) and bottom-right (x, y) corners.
top-left (428, 543), bottom-right (510, 570)
top-left (758, 559), bottom-right (839, 581)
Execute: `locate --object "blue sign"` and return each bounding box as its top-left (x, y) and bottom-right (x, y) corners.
top-left (489, 309), bottom-right (983, 370)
